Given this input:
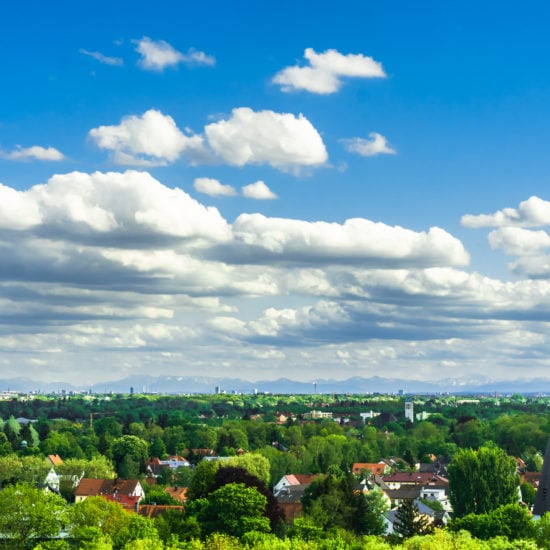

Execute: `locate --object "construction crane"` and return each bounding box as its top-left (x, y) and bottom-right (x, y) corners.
top-left (89, 411), bottom-right (109, 430)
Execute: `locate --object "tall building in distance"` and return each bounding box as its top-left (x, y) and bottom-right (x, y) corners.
top-left (405, 399), bottom-right (414, 423)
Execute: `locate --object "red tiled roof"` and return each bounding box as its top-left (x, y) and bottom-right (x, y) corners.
top-left (284, 474), bottom-right (319, 486)
top-left (74, 478), bottom-right (104, 497)
top-left (103, 494), bottom-right (140, 511)
top-left (75, 478), bottom-right (142, 498)
top-left (382, 472), bottom-right (437, 484)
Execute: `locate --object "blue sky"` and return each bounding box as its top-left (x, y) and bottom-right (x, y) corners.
top-left (2, 1), bottom-right (550, 386)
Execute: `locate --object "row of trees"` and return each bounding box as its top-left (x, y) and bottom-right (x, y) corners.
top-left (3, 482), bottom-right (550, 549)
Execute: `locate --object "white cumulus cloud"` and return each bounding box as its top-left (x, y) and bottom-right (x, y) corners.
top-left (194, 177), bottom-right (237, 197)
top-left (462, 196), bottom-right (550, 228)
top-left (273, 48), bottom-right (386, 94)
top-left (89, 109), bottom-right (207, 166)
top-left (242, 181), bottom-right (277, 200)
top-left (0, 170), bottom-right (231, 242)
top-left (488, 227), bottom-right (550, 256)
top-left (135, 37), bottom-right (215, 71)
top-left (341, 132), bottom-right (396, 157)
top-left (2, 146), bottom-right (65, 161)
top-left (227, 214), bottom-right (470, 267)
top-left (205, 107), bottom-right (327, 170)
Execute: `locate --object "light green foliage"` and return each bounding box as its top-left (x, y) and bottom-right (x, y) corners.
top-left (288, 517), bottom-right (324, 541)
top-left (197, 482), bottom-right (270, 539)
top-left (32, 541), bottom-right (71, 550)
top-left (258, 445), bottom-right (301, 489)
top-left (142, 484), bottom-right (180, 505)
top-left (69, 496), bottom-right (130, 544)
top-left (0, 483), bottom-right (67, 549)
top-left (57, 455), bottom-right (115, 479)
top-left (112, 514), bottom-right (160, 549)
top-left (403, 529), bottom-right (490, 549)
top-left (449, 504), bottom-right (535, 541)
top-left (448, 446), bottom-right (519, 517)
top-left (226, 453), bottom-right (271, 486)
top-left (187, 459), bottom-right (220, 500)
top-left (0, 454), bottom-right (52, 486)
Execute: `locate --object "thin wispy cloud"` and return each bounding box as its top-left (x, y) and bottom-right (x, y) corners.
top-left (79, 49), bottom-right (124, 66)
top-left (1, 146), bottom-right (65, 161)
top-left (134, 37), bottom-right (215, 71)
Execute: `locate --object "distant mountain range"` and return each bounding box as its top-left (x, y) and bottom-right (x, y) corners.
top-left (2, 375), bottom-right (550, 395)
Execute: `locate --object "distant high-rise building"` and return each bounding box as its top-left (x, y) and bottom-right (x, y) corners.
top-left (405, 399), bottom-right (414, 423)
top-left (534, 436), bottom-right (550, 516)
top-left (130, 386), bottom-right (134, 396)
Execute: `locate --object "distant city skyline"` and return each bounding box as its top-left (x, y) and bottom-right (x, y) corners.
top-left (2, 2), bottom-right (550, 385)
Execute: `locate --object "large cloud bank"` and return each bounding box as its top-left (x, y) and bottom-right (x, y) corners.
top-left (2, 171), bottom-right (550, 384)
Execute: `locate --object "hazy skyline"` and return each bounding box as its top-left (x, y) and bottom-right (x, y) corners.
top-left (2, 2), bottom-right (550, 386)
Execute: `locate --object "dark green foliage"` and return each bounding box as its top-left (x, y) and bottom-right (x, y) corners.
top-left (302, 473), bottom-right (389, 535)
top-left (111, 435), bottom-right (149, 477)
top-left (155, 509), bottom-right (201, 542)
top-left (521, 482), bottom-right (537, 506)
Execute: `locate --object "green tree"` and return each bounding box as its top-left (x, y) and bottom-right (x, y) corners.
top-left (196, 482), bottom-right (270, 539)
top-left (449, 503), bottom-right (535, 541)
top-left (521, 482), bottom-right (537, 507)
top-left (535, 512), bottom-right (550, 549)
top-left (358, 487), bottom-right (391, 536)
top-left (448, 446), bottom-right (519, 517)
top-left (226, 453), bottom-right (271, 486)
top-left (155, 509), bottom-right (201, 543)
top-left (69, 496), bottom-right (129, 547)
top-left (111, 435), bottom-right (149, 477)
top-left (142, 485), bottom-right (180, 505)
top-left (208, 466), bottom-right (284, 531)
top-left (392, 499), bottom-right (433, 538)
top-left (187, 459), bottom-right (220, 500)
top-left (0, 432), bottom-right (13, 456)
top-left (0, 483), bottom-right (67, 549)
